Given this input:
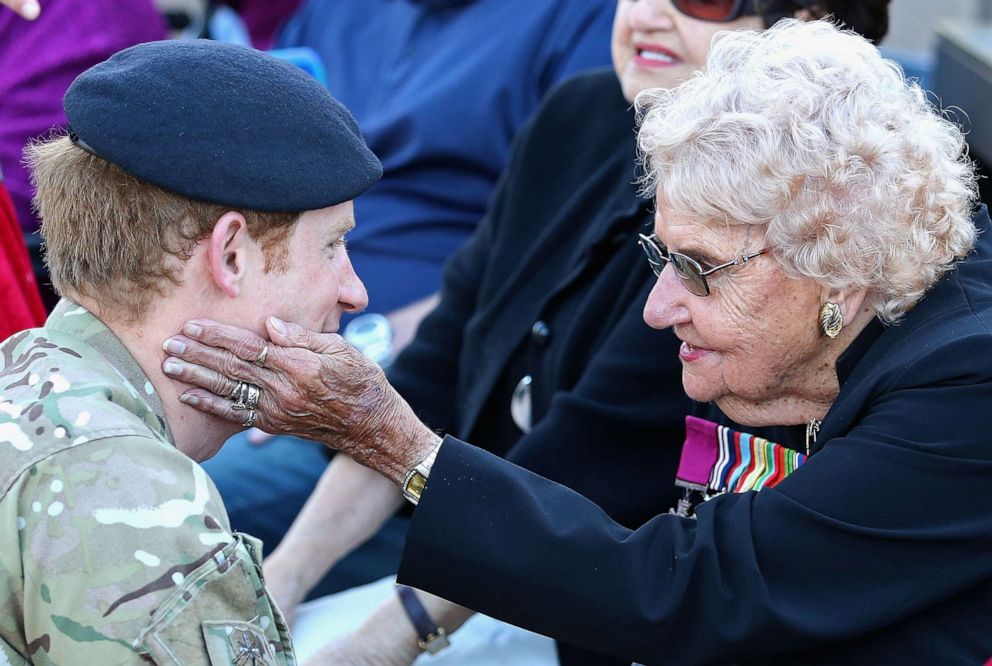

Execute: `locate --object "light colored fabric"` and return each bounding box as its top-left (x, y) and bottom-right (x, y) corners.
top-left (292, 576), bottom-right (557, 665)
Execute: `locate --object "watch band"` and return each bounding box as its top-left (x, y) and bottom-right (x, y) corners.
top-left (402, 441), bottom-right (441, 505)
top-left (396, 585), bottom-right (450, 655)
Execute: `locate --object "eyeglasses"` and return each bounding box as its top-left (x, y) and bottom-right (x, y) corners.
top-left (638, 232), bottom-right (768, 296)
top-left (671, 0), bottom-right (758, 22)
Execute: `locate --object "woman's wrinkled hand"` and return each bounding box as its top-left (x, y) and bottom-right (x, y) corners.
top-left (162, 317), bottom-right (440, 482)
top-left (1, 0), bottom-right (40, 19)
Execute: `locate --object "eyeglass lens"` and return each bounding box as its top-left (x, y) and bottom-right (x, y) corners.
top-left (639, 235), bottom-right (709, 296)
top-left (670, 254), bottom-right (709, 296)
top-left (640, 239), bottom-right (665, 276)
top-left (672, 0), bottom-right (743, 22)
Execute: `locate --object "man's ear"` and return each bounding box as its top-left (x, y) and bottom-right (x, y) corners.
top-left (207, 211), bottom-right (251, 299)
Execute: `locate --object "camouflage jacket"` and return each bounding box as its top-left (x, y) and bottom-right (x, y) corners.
top-left (0, 301), bottom-right (295, 666)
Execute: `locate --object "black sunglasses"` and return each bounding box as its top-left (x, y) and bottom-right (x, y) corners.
top-left (671, 0), bottom-right (758, 22)
top-left (638, 232), bottom-right (768, 296)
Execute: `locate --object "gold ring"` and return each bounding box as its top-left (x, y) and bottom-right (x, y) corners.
top-left (254, 345), bottom-right (269, 368)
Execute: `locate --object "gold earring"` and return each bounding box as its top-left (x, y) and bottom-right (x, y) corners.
top-left (819, 302), bottom-right (843, 338)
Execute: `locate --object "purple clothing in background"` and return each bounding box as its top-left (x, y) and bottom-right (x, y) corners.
top-left (0, 1), bottom-right (166, 232)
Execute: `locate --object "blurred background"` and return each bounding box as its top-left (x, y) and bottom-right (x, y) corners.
top-left (883, 0), bottom-right (991, 205)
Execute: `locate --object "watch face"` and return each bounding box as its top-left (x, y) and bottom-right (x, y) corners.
top-left (406, 470), bottom-right (427, 500)
top-left (421, 629), bottom-right (450, 655)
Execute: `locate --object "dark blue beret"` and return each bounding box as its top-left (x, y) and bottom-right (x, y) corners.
top-left (64, 39), bottom-right (382, 212)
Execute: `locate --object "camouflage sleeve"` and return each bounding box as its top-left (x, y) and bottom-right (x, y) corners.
top-left (2, 435), bottom-right (294, 666)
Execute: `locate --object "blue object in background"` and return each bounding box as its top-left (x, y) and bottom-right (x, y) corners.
top-left (276, 0), bottom-right (616, 321)
top-left (268, 47), bottom-right (327, 85)
top-left (881, 46), bottom-right (935, 92)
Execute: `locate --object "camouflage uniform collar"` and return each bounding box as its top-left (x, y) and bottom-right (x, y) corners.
top-left (46, 299), bottom-right (175, 444)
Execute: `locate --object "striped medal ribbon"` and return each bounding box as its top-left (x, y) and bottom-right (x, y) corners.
top-left (672, 415), bottom-right (807, 517)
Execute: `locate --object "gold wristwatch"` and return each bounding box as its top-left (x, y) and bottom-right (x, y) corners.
top-left (402, 442), bottom-right (441, 505)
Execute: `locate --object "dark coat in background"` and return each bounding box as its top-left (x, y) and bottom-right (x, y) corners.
top-left (389, 69), bottom-right (691, 664)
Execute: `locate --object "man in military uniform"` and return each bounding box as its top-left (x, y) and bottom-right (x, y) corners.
top-left (0, 39), bottom-right (379, 664)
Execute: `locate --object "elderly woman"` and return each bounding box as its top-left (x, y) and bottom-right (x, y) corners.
top-left (164, 18), bottom-right (991, 665)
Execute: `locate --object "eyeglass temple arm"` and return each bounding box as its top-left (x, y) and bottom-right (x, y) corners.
top-left (698, 248), bottom-right (769, 276)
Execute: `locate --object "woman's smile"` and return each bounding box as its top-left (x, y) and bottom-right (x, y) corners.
top-left (634, 43), bottom-right (682, 67)
top-left (678, 339), bottom-right (713, 362)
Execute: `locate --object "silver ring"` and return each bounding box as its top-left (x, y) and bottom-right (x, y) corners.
top-left (229, 381), bottom-right (248, 404)
top-left (229, 381), bottom-right (261, 411)
top-left (254, 345), bottom-right (269, 368)
top-left (242, 384), bottom-right (260, 410)
top-left (241, 408), bottom-right (257, 428)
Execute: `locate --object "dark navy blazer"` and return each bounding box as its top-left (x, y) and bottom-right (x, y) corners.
top-left (398, 205), bottom-right (992, 665)
top-left (388, 70), bottom-right (690, 664)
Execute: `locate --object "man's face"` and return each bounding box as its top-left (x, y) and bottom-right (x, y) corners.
top-left (244, 201), bottom-right (368, 333)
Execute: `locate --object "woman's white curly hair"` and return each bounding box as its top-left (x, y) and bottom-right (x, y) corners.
top-left (636, 19), bottom-right (979, 323)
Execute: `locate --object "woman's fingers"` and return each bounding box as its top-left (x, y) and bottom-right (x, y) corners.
top-left (163, 318), bottom-right (412, 455)
top-left (183, 319), bottom-right (272, 365)
top-left (178, 389), bottom-right (262, 428)
top-left (181, 317), bottom-right (346, 373)
top-left (164, 332), bottom-right (316, 436)
top-left (164, 334), bottom-right (268, 386)
top-left (163, 331), bottom-right (323, 422)
top-left (162, 355), bottom-right (241, 398)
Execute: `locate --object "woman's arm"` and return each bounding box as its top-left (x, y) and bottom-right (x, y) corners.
top-left (261, 454), bottom-right (405, 623)
top-left (398, 376), bottom-right (992, 664)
